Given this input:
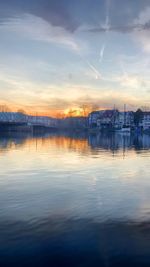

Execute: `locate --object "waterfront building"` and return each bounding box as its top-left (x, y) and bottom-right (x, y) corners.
top-left (141, 112), bottom-right (150, 130)
top-left (88, 110), bottom-right (119, 129)
top-left (27, 115), bottom-right (58, 127)
top-left (88, 111), bottom-right (104, 128)
top-left (117, 111), bottom-right (134, 128)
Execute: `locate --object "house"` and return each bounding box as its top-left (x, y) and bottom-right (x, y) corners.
top-left (88, 111), bottom-right (104, 128)
top-left (89, 110), bottom-right (119, 129)
top-left (117, 111), bottom-right (134, 128)
top-left (141, 112), bottom-right (150, 130)
top-left (98, 110), bottom-right (119, 129)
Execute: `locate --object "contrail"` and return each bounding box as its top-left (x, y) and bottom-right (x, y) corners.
top-left (86, 59), bottom-right (102, 79)
top-left (75, 1), bottom-right (112, 80)
top-left (105, 0), bottom-right (111, 32)
top-left (119, 60), bottom-right (128, 79)
top-left (78, 51), bottom-right (102, 79)
top-left (99, 44), bottom-right (106, 63)
top-left (99, 0), bottom-right (110, 64)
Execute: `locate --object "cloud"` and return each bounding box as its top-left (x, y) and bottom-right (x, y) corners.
top-left (1, 0), bottom-right (149, 41)
top-left (40, 92), bottom-right (144, 114)
top-left (0, 73), bottom-right (147, 115)
top-left (119, 74), bottom-right (148, 89)
top-left (84, 1), bottom-right (150, 34)
top-left (135, 6), bottom-right (150, 25)
top-left (0, 0), bottom-right (78, 33)
top-left (135, 30), bottom-right (150, 53)
top-left (0, 13), bottom-right (79, 51)
top-left (133, 7), bottom-right (150, 53)
top-left (86, 21), bottom-right (150, 34)
top-left (85, 5), bottom-right (150, 57)
top-left (1, 0), bottom-right (149, 34)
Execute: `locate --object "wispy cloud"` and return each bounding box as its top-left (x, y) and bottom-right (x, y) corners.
top-left (86, 5), bottom-right (150, 35)
top-left (86, 22), bottom-right (150, 34)
top-left (0, 13), bottom-right (80, 51)
top-left (0, 70), bottom-right (146, 114)
top-left (133, 7), bottom-right (150, 53)
top-left (99, 44), bottom-right (106, 64)
top-left (0, 0), bottom-right (79, 33)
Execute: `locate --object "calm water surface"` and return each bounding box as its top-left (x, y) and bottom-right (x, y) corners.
top-left (0, 132), bottom-right (150, 267)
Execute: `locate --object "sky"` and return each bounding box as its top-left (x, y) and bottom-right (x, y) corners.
top-left (0, 0), bottom-right (150, 117)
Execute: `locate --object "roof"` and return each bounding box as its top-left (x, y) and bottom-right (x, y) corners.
top-left (143, 112), bottom-right (150, 116)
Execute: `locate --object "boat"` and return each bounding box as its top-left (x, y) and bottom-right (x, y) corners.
top-left (119, 125), bottom-right (131, 133)
top-left (116, 105), bottom-right (131, 134)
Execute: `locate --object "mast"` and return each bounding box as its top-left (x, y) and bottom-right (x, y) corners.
top-left (124, 104), bottom-right (126, 126)
top-left (113, 104), bottom-right (116, 128)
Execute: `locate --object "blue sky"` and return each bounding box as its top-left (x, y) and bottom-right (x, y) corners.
top-left (0, 0), bottom-right (150, 116)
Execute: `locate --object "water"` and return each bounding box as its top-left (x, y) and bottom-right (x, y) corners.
top-left (0, 132), bottom-right (150, 267)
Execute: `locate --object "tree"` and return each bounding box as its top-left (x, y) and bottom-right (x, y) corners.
top-left (17, 109), bottom-right (26, 115)
top-left (0, 105), bottom-right (11, 112)
top-left (134, 109), bottom-right (143, 126)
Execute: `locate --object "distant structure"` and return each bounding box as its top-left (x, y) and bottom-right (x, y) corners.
top-left (117, 111), bottom-right (134, 128)
top-left (0, 112), bottom-right (27, 123)
top-left (88, 109), bottom-right (119, 129)
top-left (0, 108), bottom-right (150, 133)
top-left (141, 112), bottom-right (150, 131)
top-left (88, 109), bottom-right (150, 133)
top-left (58, 116), bottom-right (88, 130)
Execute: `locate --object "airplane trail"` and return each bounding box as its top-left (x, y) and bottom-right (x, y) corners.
top-left (99, 44), bottom-right (106, 63)
top-left (119, 60), bottom-right (128, 79)
top-left (86, 59), bottom-right (102, 79)
top-left (77, 0), bottom-right (111, 79)
top-left (77, 51), bottom-right (102, 80)
top-left (105, 0), bottom-right (111, 32)
top-left (99, 0), bottom-right (110, 64)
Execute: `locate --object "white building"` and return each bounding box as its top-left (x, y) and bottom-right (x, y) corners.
top-left (142, 112), bottom-right (150, 130)
top-left (89, 110), bottom-right (119, 128)
top-left (117, 112), bottom-right (134, 128)
top-left (88, 111), bottom-right (104, 127)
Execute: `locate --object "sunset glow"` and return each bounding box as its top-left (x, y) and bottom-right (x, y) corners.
top-left (0, 0), bottom-right (150, 116)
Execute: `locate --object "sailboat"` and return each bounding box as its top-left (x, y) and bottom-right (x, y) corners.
top-left (118, 105), bottom-right (131, 134)
top-left (120, 125), bottom-right (131, 133)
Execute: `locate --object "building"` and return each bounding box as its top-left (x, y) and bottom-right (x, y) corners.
top-left (27, 115), bottom-right (58, 127)
top-left (88, 111), bottom-right (103, 128)
top-left (59, 116), bottom-right (88, 129)
top-left (141, 112), bottom-right (150, 130)
top-left (117, 111), bottom-right (134, 128)
top-left (89, 110), bottom-right (119, 129)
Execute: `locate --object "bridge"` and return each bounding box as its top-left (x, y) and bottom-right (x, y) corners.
top-left (0, 112), bottom-right (27, 124)
top-left (0, 112), bottom-right (58, 131)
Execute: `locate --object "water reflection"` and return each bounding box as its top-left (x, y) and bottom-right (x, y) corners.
top-left (0, 132), bottom-right (150, 267)
top-left (0, 132), bottom-right (150, 154)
